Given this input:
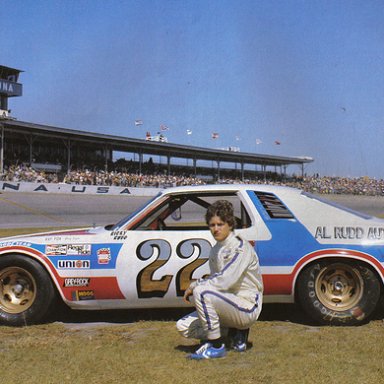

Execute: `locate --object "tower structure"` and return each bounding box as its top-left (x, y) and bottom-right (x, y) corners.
top-left (0, 65), bottom-right (23, 118)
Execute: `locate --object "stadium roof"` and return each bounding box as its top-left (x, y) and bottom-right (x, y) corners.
top-left (0, 119), bottom-right (313, 177)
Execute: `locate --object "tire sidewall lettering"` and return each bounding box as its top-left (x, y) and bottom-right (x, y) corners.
top-left (298, 259), bottom-right (381, 325)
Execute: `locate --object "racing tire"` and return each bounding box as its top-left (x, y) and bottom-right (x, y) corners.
top-left (0, 255), bottom-right (56, 326)
top-left (297, 259), bottom-right (381, 325)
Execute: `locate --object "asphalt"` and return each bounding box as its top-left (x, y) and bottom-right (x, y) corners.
top-left (321, 194), bottom-right (384, 217)
top-left (0, 191), bottom-right (383, 230)
top-left (0, 192), bottom-right (149, 229)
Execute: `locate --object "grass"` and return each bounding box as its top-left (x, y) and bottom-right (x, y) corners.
top-left (0, 315), bottom-right (384, 384)
top-left (0, 228), bottom-right (384, 383)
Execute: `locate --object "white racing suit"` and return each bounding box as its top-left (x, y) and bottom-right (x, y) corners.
top-left (177, 232), bottom-right (263, 341)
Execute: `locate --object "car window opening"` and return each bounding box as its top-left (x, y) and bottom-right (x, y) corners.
top-left (253, 191), bottom-right (295, 219)
top-left (131, 192), bottom-right (251, 231)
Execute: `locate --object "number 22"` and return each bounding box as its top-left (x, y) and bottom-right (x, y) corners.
top-left (136, 238), bottom-right (211, 298)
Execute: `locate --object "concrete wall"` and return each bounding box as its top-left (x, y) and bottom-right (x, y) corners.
top-left (0, 181), bottom-right (159, 196)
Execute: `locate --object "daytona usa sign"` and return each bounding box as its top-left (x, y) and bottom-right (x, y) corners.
top-left (0, 181), bottom-right (159, 196)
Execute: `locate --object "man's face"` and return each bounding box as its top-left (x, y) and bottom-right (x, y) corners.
top-left (208, 215), bottom-right (232, 242)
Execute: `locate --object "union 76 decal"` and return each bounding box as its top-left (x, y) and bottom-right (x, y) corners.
top-left (136, 238), bottom-right (211, 298)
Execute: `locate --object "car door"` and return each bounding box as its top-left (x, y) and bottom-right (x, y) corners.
top-left (111, 191), bottom-right (257, 309)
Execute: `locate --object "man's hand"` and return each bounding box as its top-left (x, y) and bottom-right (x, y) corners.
top-left (183, 287), bottom-right (193, 304)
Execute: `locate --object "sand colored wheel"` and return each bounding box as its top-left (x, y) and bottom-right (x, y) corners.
top-left (315, 263), bottom-right (363, 311)
top-left (0, 266), bottom-right (37, 314)
top-left (0, 255), bottom-right (56, 326)
top-left (298, 259), bottom-right (381, 325)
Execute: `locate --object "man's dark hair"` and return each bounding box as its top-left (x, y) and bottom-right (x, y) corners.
top-left (205, 200), bottom-right (236, 229)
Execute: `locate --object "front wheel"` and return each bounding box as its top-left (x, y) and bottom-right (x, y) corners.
top-left (0, 255), bottom-right (56, 326)
top-left (297, 259), bottom-right (381, 325)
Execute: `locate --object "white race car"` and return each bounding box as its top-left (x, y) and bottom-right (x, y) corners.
top-left (0, 184), bottom-right (383, 326)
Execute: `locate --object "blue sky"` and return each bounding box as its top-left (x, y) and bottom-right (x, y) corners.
top-left (1, 0), bottom-right (384, 178)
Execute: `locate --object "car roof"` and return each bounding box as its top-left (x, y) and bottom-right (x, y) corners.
top-left (160, 183), bottom-right (302, 195)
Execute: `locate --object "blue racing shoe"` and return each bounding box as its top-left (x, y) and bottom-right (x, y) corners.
top-left (188, 342), bottom-right (227, 360)
top-left (227, 328), bottom-right (249, 352)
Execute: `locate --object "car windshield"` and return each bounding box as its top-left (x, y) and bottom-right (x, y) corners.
top-left (109, 192), bottom-right (162, 230)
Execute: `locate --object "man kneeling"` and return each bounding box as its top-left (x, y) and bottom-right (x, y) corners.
top-left (176, 200), bottom-right (263, 359)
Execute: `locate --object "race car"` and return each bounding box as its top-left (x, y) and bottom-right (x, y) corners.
top-left (0, 184), bottom-right (383, 326)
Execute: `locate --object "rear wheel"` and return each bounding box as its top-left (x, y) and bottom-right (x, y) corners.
top-left (0, 255), bottom-right (56, 326)
top-left (297, 259), bottom-right (381, 325)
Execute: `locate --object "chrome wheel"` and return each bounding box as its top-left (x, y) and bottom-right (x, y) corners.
top-left (0, 267), bottom-right (37, 314)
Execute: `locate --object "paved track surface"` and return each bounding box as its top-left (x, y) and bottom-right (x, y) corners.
top-left (0, 191), bottom-right (383, 229)
top-left (321, 194), bottom-right (384, 217)
top-left (0, 193), bottom-right (149, 229)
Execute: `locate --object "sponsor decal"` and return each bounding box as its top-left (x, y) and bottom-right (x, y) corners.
top-left (57, 260), bottom-right (91, 269)
top-left (46, 244), bottom-right (67, 256)
top-left (64, 278), bottom-right (90, 287)
top-left (97, 248), bottom-right (111, 264)
top-left (44, 236), bottom-right (64, 242)
top-left (315, 226), bottom-right (384, 240)
top-left (72, 290), bottom-right (95, 301)
top-left (43, 234), bottom-right (85, 242)
top-left (111, 229), bottom-right (127, 240)
top-left (0, 241), bottom-right (32, 248)
top-left (46, 244), bottom-right (91, 256)
top-left (222, 248), bottom-right (232, 261)
top-left (67, 244), bottom-right (91, 255)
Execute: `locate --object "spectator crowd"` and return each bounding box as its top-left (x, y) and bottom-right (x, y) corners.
top-left (2, 164), bottom-right (384, 196)
top-left (0, 164), bottom-right (206, 188)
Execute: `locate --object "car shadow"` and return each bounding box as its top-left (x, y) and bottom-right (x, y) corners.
top-left (51, 302), bottom-right (384, 329)
top-left (52, 303), bottom-right (316, 326)
top-left (258, 303), bottom-right (314, 324)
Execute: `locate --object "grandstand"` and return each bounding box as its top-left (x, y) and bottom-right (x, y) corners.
top-left (0, 64), bottom-right (313, 181)
top-left (0, 119), bottom-right (313, 181)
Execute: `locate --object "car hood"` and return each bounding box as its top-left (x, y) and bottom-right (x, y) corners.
top-left (0, 227), bottom-right (103, 244)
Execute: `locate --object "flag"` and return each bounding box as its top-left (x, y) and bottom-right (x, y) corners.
top-left (135, 120), bottom-right (143, 126)
top-left (186, 129), bottom-right (192, 135)
top-left (160, 124), bottom-right (169, 131)
top-left (211, 132), bottom-right (219, 139)
top-left (256, 139), bottom-right (262, 145)
top-left (275, 140), bottom-right (281, 145)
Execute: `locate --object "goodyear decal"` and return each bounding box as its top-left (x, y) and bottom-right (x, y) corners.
top-left (0, 241), bottom-right (33, 248)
